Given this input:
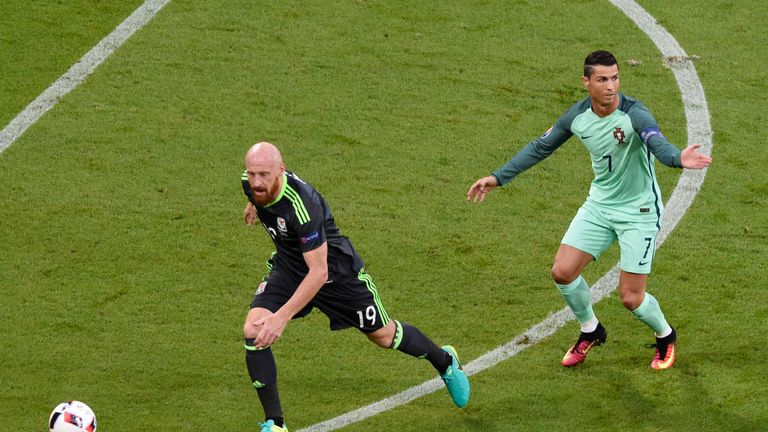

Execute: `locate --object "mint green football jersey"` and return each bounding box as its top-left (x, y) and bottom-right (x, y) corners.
top-left (493, 94), bottom-right (683, 222)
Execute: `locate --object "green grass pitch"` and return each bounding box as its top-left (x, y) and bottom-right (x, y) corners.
top-left (1, 1), bottom-right (766, 430)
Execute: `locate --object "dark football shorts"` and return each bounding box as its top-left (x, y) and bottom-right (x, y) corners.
top-left (250, 262), bottom-right (391, 333)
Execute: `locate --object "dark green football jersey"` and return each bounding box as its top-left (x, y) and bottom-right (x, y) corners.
top-left (241, 171), bottom-right (363, 280)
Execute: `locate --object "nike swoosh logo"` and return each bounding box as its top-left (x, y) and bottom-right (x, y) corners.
top-left (638, 261), bottom-right (649, 266)
top-left (581, 135), bottom-right (592, 139)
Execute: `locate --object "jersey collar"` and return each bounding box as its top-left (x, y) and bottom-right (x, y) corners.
top-left (264, 173), bottom-right (287, 208)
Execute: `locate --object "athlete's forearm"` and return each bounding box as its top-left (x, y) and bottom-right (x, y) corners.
top-left (645, 133), bottom-right (682, 168)
top-left (277, 268), bottom-right (326, 320)
top-left (277, 243), bottom-right (329, 320)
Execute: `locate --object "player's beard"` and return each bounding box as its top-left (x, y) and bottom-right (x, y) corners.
top-left (251, 179), bottom-right (281, 206)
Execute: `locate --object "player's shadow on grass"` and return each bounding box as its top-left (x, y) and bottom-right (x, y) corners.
top-left (601, 359), bottom-right (762, 431)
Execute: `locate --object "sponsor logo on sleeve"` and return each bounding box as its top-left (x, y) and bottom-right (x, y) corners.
top-left (301, 231), bottom-right (320, 244)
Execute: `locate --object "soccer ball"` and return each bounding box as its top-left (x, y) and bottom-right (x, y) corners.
top-left (49, 401), bottom-right (97, 432)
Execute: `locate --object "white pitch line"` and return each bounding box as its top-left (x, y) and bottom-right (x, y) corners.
top-left (0, 0), bottom-right (171, 155)
top-left (298, 1), bottom-right (713, 431)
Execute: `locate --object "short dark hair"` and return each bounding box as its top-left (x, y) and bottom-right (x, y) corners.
top-left (584, 50), bottom-right (618, 77)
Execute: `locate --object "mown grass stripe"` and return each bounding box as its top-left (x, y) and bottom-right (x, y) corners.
top-left (0, 0), bottom-right (171, 155)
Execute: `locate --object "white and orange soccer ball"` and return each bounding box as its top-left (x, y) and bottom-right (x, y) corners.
top-left (49, 401), bottom-right (97, 432)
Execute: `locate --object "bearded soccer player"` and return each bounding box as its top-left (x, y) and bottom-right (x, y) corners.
top-left (467, 51), bottom-right (712, 370)
top-left (240, 142), bottom-right (470, 431)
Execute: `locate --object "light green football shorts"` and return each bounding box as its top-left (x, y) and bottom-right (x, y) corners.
top-left (561, 201), bottom-right (659, 274)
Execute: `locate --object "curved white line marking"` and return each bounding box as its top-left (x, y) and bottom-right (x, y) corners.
top-left (298, 1), bottom-right (712, 431)
top-left (0, 0), bottom-right (171, 155)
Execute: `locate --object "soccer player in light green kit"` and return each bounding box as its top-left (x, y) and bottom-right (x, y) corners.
top-left (467, 51), bottom-right (712, 369)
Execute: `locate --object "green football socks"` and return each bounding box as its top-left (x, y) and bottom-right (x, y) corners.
top-left (632, 293), bottom-right (672, 337)
top-left (556, 275), bottom-right (598, 331)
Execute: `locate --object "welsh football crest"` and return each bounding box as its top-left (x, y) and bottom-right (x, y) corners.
top-left (277, 217), bottom-right (287, 233)
top-left (255, 281), bottom-right (267, 296)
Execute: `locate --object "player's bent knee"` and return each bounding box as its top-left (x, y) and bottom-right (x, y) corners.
top-left (243, 307), bottom-right (270, 338)
top-left (243, 323), bottom-right (257, 339)
top-left (551, 265), bottom-right (577, 285)
top-left (243, 318), bottom-right (263, 339)
top-left (622, 299), bottom-right (641, 310)
top-left (619, 293), bottom-right (642, 310)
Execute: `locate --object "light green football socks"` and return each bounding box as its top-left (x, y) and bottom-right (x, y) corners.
top-left (632, 292), bottom-right (673, 337)
top-left (556, 275), bottom-right (598, 332)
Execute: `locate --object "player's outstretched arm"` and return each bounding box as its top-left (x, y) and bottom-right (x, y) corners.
top-left (467, 175), bottom-right (499, 204)
top-left (680, 143), bottom-right (713, 169)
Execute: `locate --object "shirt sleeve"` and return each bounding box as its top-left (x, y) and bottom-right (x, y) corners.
top-left (293, 190), bottom-right (327, 253)
top-left (628, 101), bottom-right (683, 168)
top-left (492, 111), bottom-right (574, 186)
